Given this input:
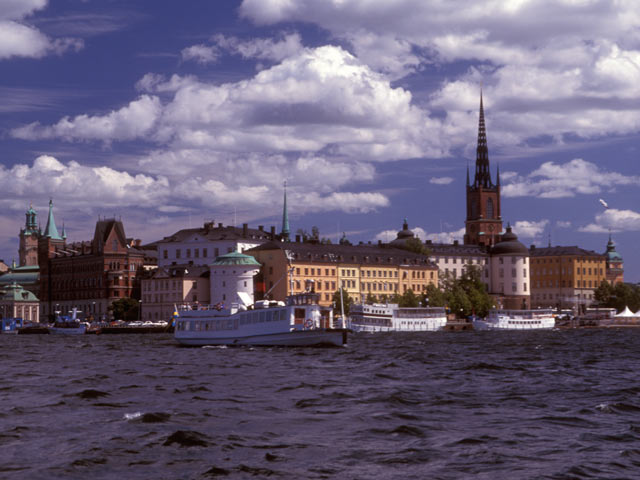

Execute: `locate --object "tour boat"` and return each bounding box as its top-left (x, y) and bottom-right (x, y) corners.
top-left (174, 293), bottom-right (348, 347)
top-left (349, 303), bottom-right (447, 332)
top-left (472, 309), bottom-right (556, 330)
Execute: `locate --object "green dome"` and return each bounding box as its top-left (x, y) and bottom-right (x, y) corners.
top-left (0, 283), bottom-right (39, 302)
top-left (605, 238), bottom-right (622, 261)
top-left (211, 251), bottom-right (261, 266)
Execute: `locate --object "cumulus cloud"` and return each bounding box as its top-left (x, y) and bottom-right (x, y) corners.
top-left (375, 226), bottom-right (464, 245)
top-left (580, 208), bottom-right (640, 233)
top-left (502, 159), bottom-right (639, 198)
top-left (0, 0), bottom-right (83, 59)
top-left (239, 0), bottom-right (640, 150)
top-left (181, 44), bottom-right (219, 64)
top-left (512, 220), bottom-right (549, 238)
top-left (0, 155), bottom-right (168, 207)
top-left (11, 95), bottom-right (162, 142)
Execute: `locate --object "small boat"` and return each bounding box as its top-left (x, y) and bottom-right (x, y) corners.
top-left (174, 293), bottom-right (348, 347)
top-left (49, 308), bottom-right (87, 335)
top-left (472, 309), bottom-right (556, 330)
top-left (1, 318), bottom-right (23, 334)
top-left (349, 303), bottom-right (447, 332)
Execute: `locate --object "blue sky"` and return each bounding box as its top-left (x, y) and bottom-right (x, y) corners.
top-left (1, 0), bottom-right (639, 281)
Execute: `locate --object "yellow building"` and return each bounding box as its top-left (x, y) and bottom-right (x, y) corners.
top-left (246, 241), bottom-right (438, 307)
top-left (529, 245), bottom-right (606, 312)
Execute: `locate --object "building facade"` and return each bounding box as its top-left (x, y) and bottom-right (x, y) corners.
top-left (156, 221), bottom-right (274, 268)
top-left (0, 283), bottom-right (39, 323)
top-left (529, 245), bottom-right (606, 311)
top-left (38, 203), bottom-right (151, 321)
top-left (141, 265), bottom-right (209, 321)
top-left (247, 241), bottom-right (438, 307)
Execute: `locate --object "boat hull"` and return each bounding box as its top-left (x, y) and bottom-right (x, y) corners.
top-left (175, 328), bottom-right (348, 347)
top-left (49, 326), bottom-right (86, 335)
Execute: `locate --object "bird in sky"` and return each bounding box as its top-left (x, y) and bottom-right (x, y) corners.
top-left (599, 198), bottom-right (609, 209)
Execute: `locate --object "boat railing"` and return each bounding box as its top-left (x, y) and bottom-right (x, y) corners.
top-left (491, 309), bottom-right (554, 319)
top-left (396, 307), bottom-right (447, 318)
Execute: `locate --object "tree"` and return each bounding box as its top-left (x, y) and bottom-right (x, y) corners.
top-left (403, 237), bottom-right (430, 256)
top-left (424, 284), bottom-right (446, 307)
top-left (332, 289), bottom-right (354, 317)
top-left (109, 297), bottom-right (140, 321)
top-left (399, 289), bottom-right (420, 307)
top-left (365, 293), bottom-right (378, 304)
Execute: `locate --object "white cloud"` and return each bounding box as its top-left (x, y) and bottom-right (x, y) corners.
top-left (11, 95), bottom-right (162, 142)
top-left (212, 32), bottom-right (304, 62)
top-left (502, 159), bottom-right (640, 198)
top-left (0, 155), bottom-right (168, 207)
top-left (0, 1), bottom-right (83, 60)
top-left (556, 220), bottom-right (572, 228)
top-left (512, 219), bottom-right (548, 238)
top-left (239, 0), bottom-right (640, 150)
top-left (429, 176), bottom-right (454, 185)
top-left (580, 208), bottom-right (640, 233)
top-left (181, 44), bottom-right (219, 64)
top-left (375, 226), bottom-right (464, 244)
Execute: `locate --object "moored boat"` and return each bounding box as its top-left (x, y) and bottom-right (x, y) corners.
top-left (174, 293), bottom-right (347, 347)
top-left (472, 309), bottom-right (556, 330)
top-left (349, 303), bottom-right (447, 332)
top-left (49, 308), bottom-right (87, 335)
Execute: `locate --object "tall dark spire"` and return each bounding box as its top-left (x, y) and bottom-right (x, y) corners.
top-left (43, 199), bottom-right (62, 240)
top-left (281, 180), bottom-right (290, 241)
top-left (474, 90), bottom-right (493, 188)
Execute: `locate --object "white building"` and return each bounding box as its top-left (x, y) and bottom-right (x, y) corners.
top-left (156, 221), bottom-right (274, 268)
top-left (210, 251), bottom-right (261, 307)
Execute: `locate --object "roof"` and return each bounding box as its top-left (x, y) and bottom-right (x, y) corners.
top-left (158, 223), bottom-right (273, 244)
top-left (491, 226), bottom-right (529, 256)
top-left (604, 237), bottom-right (623, 262)
top-left (0, 283), bottom-right (39, 302)
top-left (43, 199), bottom-right (62, 240)
top-left (529, 245), bottom-right (605, 258)
top-left (247, 241), bottom-right (437, 268)
top-left (212, 251), bottom-right (261, 266)
top-left (0, 270), bottom-right (40, 286)
top-left (427, 242), bottom-right (488, 257)
top-left (150, 264), bottom-right (210, 279)
top-left (93, 218), bottom-right (127, 250)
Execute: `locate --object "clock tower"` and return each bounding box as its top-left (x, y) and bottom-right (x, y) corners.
top-left (464, 92), bottom-right (503, 247)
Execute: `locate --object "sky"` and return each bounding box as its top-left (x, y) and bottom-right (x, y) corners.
top-left (1, 0), bottom-right (639, 282)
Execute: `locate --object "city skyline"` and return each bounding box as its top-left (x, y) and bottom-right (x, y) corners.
top-left (1, 1), bottom-right (638, 281)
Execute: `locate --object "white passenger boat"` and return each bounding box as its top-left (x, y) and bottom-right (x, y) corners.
top-left (174, 293), bottom-right (348, 347)
top-left (349, 303), bottom-right (447, 332)
top-left (472, 309), bottom-right (556, 330)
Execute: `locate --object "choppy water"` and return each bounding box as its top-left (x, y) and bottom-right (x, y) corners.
top-left (1, 329), bottom-right (640, 479)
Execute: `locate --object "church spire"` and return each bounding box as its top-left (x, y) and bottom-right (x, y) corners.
top-left (474, 90), bottom-right (493, 188)
top-left (43, 199), bottom-right (62, 240)
top-left (281, 181), bottom-right (290, 241)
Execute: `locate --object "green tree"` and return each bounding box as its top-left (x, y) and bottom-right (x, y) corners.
top-left (403, 237), bottom-right (430, 256)
top-left (365, 293), bottom-right (378, 304)
top-left (399, 289), bottom-right (420, 307)
top-left (109, 297), bottom-right (140, 321)
top-left (424, 284), bottom-right (446, 307)
top-left (332, 289), bottom-right (354, 317)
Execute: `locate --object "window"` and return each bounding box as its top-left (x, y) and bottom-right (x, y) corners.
top-left (187, 249), bottom-right (191, 258)
top-left (487, 198), bottom-right (494, 218)
top-left (163, 250), bottom-right (168, 259)
top-left (499, 257), bottom-right (504, 264)
top-left (523, 269), bottom-right (527, 277)
top-left (195, 248), bottom-right (199, 258)
top-left (214, 248), bottom-right (219, 257)
top-left (176, 249), bottom-right (181, 259)
top-left (524, 283), bottom-right (527, 292)
top-left (203, 248), bottom-right (208, 258)
top-left (112, 239), bottom-right (118, 251)
top-left (512, 282), bottom-right (517, 292)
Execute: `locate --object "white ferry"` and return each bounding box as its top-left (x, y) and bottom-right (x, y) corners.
top-left (349, 303), bottom-right (447, 332)
top-left (174, 293), bottom-right (348, 347)
top-left (472, 309), bottom-right (556, 330)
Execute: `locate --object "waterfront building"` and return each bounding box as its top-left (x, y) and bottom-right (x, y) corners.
top-left (603, 235), bottom-right (624, 285)
top-left (141, 265), bottom-right (210, 321)
top-left (0, 283), bottom-right (39, 323)
top-left (488, 226), bottom-right (530, 309)
top-left (18, 204), bottom-right (43, 267)
top-left (247, 240), bottom-right (438, 307)
top-left (38, 202), bottom-right (152, 321)
top-left (0, 261), bottom-right (40, 299)
top-left (210, 251), bottom-right (261, 306)
top-left (156, 221), bottom-right (274, 268)
top-left (529, 245), bottom-right (606, 311)
top-left (464, 92), bottom-right (503, 247)
top-left (426, 240), bottom-right (489, 285)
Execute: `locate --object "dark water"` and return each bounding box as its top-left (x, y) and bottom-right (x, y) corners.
top-left (1, 330), bottom-right (640, 480)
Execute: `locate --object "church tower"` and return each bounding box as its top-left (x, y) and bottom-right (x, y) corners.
top-left (280, 180), bottom-right (290, 241)
top-left (19, 203), bottom-right (40, 266)
top-left (464, 92), bottom-right (503, 247)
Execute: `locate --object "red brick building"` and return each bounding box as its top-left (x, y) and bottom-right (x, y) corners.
top-left (38, 201), bottom-right (154, 321)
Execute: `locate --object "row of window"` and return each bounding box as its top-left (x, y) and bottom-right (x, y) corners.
top-left (533, 268), bottom-right (603, 276)
top-left (163, 247), bottom-right (237, 260)
top-left (499, 269), bottom-right (527, 278)
top-left (435, 257), bottom-right (487, 265)
top-left (534, 280), bottom-right (597, 288)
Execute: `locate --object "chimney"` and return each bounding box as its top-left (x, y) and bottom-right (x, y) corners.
top-left (531, 245), bottom-right (536, 250)
top-left (270, 226), bottom-right (276, 238)
top-left (426, 240), bottom-right (432, 245)
top-left (295, 234), bottom-right (301, 243)
top-left (453, 240), bottom-right (459, 246)
top-left (258, 225), bottom-right (264, 232)
top-left (218, 222), bottom-right (223, 228)
top-left (243, 223), bottom-right (248, 237)
top-left (378, 240), bottom-right (382, 246)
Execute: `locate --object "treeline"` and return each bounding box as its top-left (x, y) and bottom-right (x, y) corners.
top-left (594, 281), bottom-right (640, 313)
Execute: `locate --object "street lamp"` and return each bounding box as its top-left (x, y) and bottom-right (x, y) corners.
top-left (138, 300), bottom-right (142, 322)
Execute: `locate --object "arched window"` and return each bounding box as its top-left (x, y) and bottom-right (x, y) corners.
top-left (487, 198), bottom-right (494, 218)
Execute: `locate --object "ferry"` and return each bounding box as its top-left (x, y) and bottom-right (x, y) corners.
top-left (174, 293), bottom-right (348, 347)
top-left (472, 309), bottom-right (556, 330)
top-left (349, 303), bottom-right (447, 332)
